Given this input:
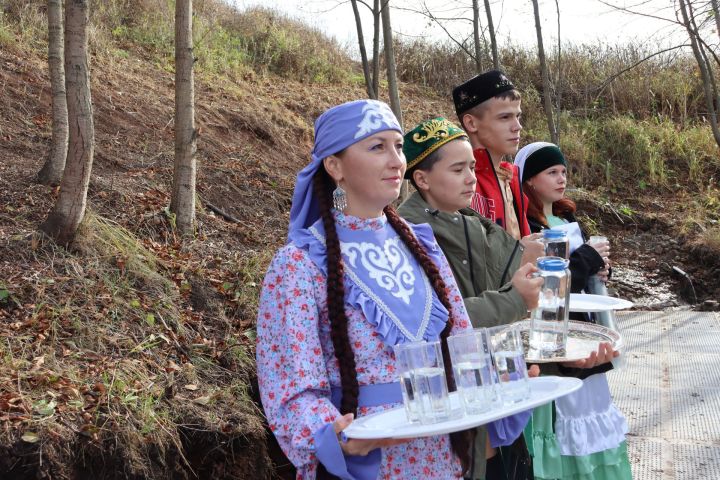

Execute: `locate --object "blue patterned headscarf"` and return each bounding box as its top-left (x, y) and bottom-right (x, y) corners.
top-left (287, 99), bottom-right (403, 244)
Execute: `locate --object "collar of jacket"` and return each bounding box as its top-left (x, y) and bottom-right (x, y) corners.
top-left (473, 148), bottom-right (495, 175)
top-left (400, 190), bottom-right (483, 221)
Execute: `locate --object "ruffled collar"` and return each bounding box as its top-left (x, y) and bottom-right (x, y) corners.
top-left (293, 217), bottom-right (450, 346)
top-left (333, 209), bottom-right (387, 231)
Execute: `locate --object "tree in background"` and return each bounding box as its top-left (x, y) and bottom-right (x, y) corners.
top-left (677, 0), bottom-right (720, 148)
top-left (381, 0), bottom-right (402, 127)
top-left (36, 0), bottom-right (68, 186)
top-left (350, 0), bottom-right (376, 98)
top-left (170, 0), bottom-right (198, 237)
top-left (41, 0), bottom-right (94, 245)
top-left (472, 0), bottom-right (484, 72)
top-left (531, 0), bottom-right (558, 144)
top-left (553, 0), bottom-right (563, 140)
top-left (372, 0), bottom-right (381, 98)
top-left (348, 0), bottom-right (382, 99)
top-left (482, 0), bottom-right (498, 69)
top-left (380, 0), bottom-right (408, 199)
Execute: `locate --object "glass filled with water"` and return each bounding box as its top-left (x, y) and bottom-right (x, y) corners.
top-left (448, 329), bottom-right (498, 415)
top-left (487, 325), bottom-right (531, 404)
top-left (392, 342), bottom-right (423, 423)
top-left (529, 256), bottom-right (570, 360)
top-left (404, 340), bottom-right (452, 424)
top-left (542, 229), bottom-right (569, 259)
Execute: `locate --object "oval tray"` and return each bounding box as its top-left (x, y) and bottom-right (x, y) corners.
top-left (510, 320), bottom-right (623, 363)
top-left (344, 376), bottom-right (582, 440)
top-left (569, 293), bottom-right (633, 312)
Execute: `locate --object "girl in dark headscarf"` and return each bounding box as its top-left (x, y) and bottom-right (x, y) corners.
top-left (514, 143), bottom-right (631, 480)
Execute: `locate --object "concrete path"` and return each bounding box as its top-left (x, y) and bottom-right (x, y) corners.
top-left (608, 311), bottom-right (720, 480)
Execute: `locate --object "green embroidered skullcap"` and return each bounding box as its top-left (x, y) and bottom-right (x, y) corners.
top-left (403, 117), bottom-right (467, 179)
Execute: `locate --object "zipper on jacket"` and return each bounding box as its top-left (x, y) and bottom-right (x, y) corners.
top-left (500, 241), bottom-right (520, 286)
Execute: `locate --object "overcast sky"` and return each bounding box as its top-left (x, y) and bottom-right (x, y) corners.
top-left (229, 0), bottom-right (686, 54)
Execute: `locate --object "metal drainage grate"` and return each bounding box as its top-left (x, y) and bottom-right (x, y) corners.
top-left (626, 439), bottom-right (664, 480)
top-left (670, 387), bottom-right (720, 441)
top-left (668, 353), bottom-right (720, 389)
top-left (611, 384), bottom-right (663, 438)
top-left (673, 443), bottom-right (720, 480)
top-left (607, 352), bottom-right (663, 388)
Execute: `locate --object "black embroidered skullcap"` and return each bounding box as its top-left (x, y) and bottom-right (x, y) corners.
top-left (452, 70), bottom-right (515, 117)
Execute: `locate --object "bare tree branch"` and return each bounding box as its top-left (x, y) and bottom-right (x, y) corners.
top-left (594, 44), bottom-right (692, 100)
top-left (396, 1), bottom-right (477, 62)
top-left (596, 0), bottom-right (678, 24)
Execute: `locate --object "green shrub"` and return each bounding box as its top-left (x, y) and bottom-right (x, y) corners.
top-left (235, 7), bottom-right (350, 83)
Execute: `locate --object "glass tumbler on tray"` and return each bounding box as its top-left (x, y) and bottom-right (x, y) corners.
top-left (448, 329), bottom-right (498, 415)
top-left (487, 325), bottom-right (531, 404)
top-left (401, 340), bottom-right (452, 424)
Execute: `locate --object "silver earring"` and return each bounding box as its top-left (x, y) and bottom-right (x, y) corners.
top-left (332, 185), bottom-right (347, 211)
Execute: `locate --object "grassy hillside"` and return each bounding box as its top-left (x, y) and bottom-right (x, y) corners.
top-left (0, 1), bottom-right (718, 478)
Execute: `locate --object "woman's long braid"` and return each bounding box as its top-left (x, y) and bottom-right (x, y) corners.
top-left (385, 206), bottom-right (474, 474)
top-left (314, 170), bottom-right (360, 417)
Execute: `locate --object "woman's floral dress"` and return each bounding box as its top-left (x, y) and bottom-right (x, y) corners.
top-left (256, 213), bottom-right (473, 479)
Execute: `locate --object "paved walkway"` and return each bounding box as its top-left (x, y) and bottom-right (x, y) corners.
top-left (608, 311), bottom-right (720, 479)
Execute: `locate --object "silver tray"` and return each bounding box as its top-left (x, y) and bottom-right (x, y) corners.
top-left (506, 320), bottom-right (623, 363)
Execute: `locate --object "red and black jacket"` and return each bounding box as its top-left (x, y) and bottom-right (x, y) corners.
top-left (470, 148), bottom-right (531, 238)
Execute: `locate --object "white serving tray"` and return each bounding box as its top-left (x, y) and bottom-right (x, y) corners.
top-left (343, 376), bottom-right (582, 440)
top-left (569, 293), bottom-right (633, 312)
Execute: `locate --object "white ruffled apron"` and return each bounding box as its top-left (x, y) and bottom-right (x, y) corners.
top-left (553, 373), bottom-right (628, 456)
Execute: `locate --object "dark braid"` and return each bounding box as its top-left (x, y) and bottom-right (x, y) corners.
top-left (314, 169), bottom-right (360, 417)
top-left (385, 206), bottom-right (475, 474)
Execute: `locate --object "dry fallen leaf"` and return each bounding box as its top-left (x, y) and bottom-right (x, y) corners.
top-left (21, 432), bottom-right (39, 443)
top-left (184, 384), bottom-right (198, 391)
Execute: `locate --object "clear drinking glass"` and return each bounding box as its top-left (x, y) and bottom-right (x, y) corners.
top-left (588, 235), bottom-right (608, 246)
top-left (404, 340), bottom-right (452, 424)
top-left (542, 229), bottom-right (570, 259)
top-left (487, 325), bottom-right (531, 404)
top-left (448, 329), bottom-right (498, 415)
top-left (392, 342), bottom-right (422, 423)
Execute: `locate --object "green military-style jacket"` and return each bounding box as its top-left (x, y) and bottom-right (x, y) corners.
top-left (399, 191), bottom-right (530, 480)
top-left (398, 191), bottom-right (528, 328)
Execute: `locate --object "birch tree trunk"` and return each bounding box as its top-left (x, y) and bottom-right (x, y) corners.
top-left (678, 0), bottom-right (720, 148)
top-left (41, 0), bottom-right (93, 245)
top-left (170, 0), bottom-right (197, 237)
top-left (381, 0), bottom-right (402, 127)
top-left (531, 0), bottom-right (558, 144)
top-left (37, 0), bottom-right (68, 186)
top-left (483, 0), bottom-right (499, 69)
top-left (711, 0), bottom-right (720, 43)
top-left (351, 0), bottom-right (375, 98)
top-left (381, 0), bottom-right (406, 199)
top-left (472, 0), bottom-right (483, 73)
top-left (371, 0), bottom-right (380, 99)
top-left (554, 0), bottom-right (562, 140)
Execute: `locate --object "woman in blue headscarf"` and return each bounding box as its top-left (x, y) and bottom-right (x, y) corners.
top-left (256, 100), bottom-right (475, 479)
